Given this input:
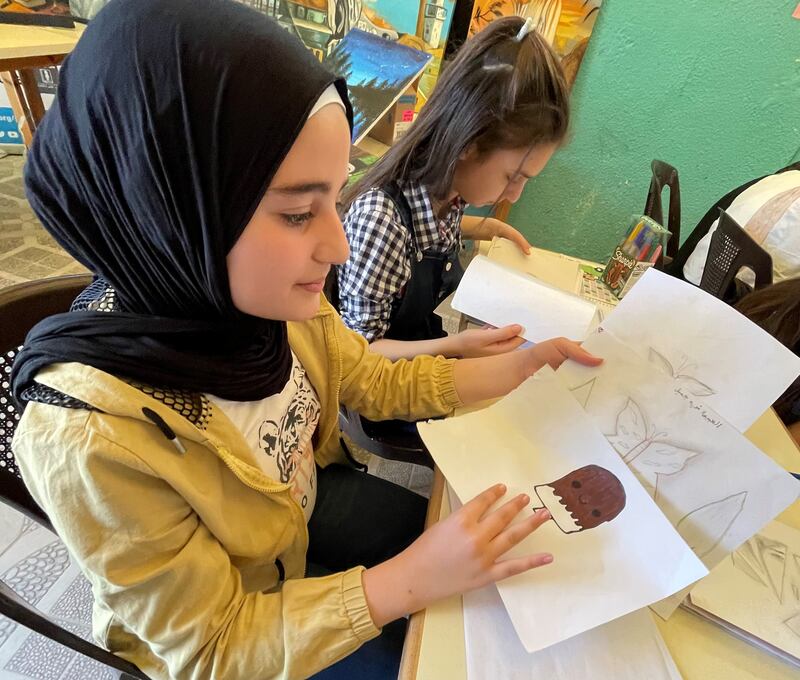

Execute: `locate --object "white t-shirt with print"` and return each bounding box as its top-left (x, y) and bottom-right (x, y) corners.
top-left (207, 353), bottom-right (320, 521)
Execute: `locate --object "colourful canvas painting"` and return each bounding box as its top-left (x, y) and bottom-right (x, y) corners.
top-left (468, 0), bottom-right (602, 87)
top-left (0, 0), bottom-right (73, 26)
top-left (323, 28), bottom-right (431, 144)
top-left (237, 1), bottom-right (455, 113)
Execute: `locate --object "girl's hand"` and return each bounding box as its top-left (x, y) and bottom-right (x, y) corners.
top-left (363, 484), bottom-right (553, 626)
top-left (522, 336), bottom-right (603, 375)
top-left (491, 219), bottom-right (531, 254)
top-left (451, 324), bottom-right (525, 358)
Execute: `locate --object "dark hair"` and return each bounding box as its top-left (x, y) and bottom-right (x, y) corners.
top-left (341, 16), bottom-right (570, 207)
top-left (736, 278), bottom-right (800, 423)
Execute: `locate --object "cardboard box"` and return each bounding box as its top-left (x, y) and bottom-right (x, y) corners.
top-left (369, 87), bottom-right (417, 146)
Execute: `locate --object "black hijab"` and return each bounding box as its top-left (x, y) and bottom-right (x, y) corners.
top-left (12, 0), bottom-right (352, 403)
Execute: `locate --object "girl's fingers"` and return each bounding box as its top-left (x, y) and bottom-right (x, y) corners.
top-left (489, 508), bottom-right (551, 557)
top-left (462, 483), bottom-right (508, 520)
top-left (483, 324), bottom-right (523, 341)
top-left (505, 228), bottom-right (532, 254)
top-left (489, 551), bottom-right (554, 583)
top-left (558, 339), bottom-right (603, 366)
top-left (478, 493), bottom-right (531, 537)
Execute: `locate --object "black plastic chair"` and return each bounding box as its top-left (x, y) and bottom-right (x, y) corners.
top-left (666, 160), bottom-right (800, 279)
top-left (698, 209), bottom-right (773, 299)
top-left (0, 274), bottom-right (150, 680)
top-left (643, 160), bottom-right (681, 267)
top-left (339, 406), bottom-right (434, 470)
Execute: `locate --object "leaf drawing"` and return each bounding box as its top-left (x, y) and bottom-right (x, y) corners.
top-left (605, 398), bottom-right (699, 496)
top-left (677, 491), bottom-right (747, 559)
top-left (732, 535), bottom-right (789, 603)
top-left (648, 347), bottom-right (716, 397)
top-left (784, 611), bottom-right (800, 638)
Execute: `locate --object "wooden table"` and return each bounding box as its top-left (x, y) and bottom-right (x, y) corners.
top-left (0, 23), bottom-right (83, 147)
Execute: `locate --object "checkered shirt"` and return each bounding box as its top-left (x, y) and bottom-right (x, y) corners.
top-left (338, 180), bottom-right (465, 341)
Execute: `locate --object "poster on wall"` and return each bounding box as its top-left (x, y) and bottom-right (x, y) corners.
top-left (0, 0), bottom-right (74, 27)
top-left (468, 0), bottom-right (602, 86)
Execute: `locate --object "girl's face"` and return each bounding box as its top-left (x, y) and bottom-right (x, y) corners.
top-left (451, 142), bottom-right (558, 207)
top-left (227, 105), bottom-right (351, 321)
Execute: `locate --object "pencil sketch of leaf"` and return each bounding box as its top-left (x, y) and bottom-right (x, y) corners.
top-left (648, 347), bottom-right (716, 397)
top-left (677, 491), bottom-right (747, 559)
top-left (732, 535), bottom-right (789, 603)
top-left (784, 611), bottom-right (800, 638)
top-left (788, 553), bottom-right (800, 604)
top-left (605, 398), bottom-right (699, 496)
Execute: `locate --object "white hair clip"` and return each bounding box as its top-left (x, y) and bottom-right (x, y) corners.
top-left (514, 17), bottom-right (535, 42)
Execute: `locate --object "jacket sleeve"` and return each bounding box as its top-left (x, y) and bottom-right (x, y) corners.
top-left (327, 298), bottom-right (464, 421)
top-left (13, 413), bottom-right (380, 680)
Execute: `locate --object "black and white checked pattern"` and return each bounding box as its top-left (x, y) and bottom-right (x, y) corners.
top-left (338, 180), bottom-right (465, 341)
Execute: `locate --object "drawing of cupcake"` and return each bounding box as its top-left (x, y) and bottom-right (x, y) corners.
top-left (533, 465), bottom-right (626, 534)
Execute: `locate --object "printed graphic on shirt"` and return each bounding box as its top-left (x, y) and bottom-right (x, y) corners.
top-left (257, 362), bottom-right (320, 513)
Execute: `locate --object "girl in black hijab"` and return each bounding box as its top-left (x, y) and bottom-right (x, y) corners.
top-left (11, 1), bottom-right (600, 677)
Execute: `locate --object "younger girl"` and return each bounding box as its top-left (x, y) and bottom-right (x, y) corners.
top-left (337, 16), bottom-right (569, 361)
top-left (11, 1), bottom-right (600, 678)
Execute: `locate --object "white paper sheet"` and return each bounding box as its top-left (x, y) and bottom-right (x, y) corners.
top-left (463, 585), bottom-right (684, 680)
top-left (601, 268), bottom-right (800, 431)
top-left (689, 520), bottom-right (800, 664)
top-left (452, 255), bottom-right (598, 343)
top-left (451, 484), bottom-right (685, 680)
top-left (417, 371), bottom-right (707, 652)
top-left (557, 330), bottom-right (800, 617)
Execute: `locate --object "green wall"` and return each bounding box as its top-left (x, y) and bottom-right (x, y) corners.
top-left (509, 0), bottom-right (800, 263)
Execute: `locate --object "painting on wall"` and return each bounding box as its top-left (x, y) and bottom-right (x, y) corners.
top-left (468, 0), bottom-right (603, 87)
top-left (323, 28), bottom-right (431, 144)
top-left (0, 0), bottom-right (73, 26)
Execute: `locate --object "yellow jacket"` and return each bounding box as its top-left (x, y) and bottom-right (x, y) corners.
top-left (12, 298), bottom-right (461, 680)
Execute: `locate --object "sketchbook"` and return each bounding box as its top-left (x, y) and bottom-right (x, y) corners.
top-left (452, 255), bottom-right (599, 343)
top-left (685, 520), bottom-right (800, 668)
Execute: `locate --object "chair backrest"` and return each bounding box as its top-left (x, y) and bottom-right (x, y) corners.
top-left (0, 274), bottom-right (150, 679)
top-left (0, 580), bottom-right (149, 679)
top-left (1, 275), bottom-right (93, 527)
top-left (699, 210), bottom-right (773, 299)
top-left (666, 160), bottom-right (800, 278)
top-left (643, 160), bottom-right (681, 263)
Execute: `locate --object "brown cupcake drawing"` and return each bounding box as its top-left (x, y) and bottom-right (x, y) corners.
top-left (532, 465), bottom-right (626, 534)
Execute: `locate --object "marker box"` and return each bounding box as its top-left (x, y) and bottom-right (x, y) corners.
top-left (601, 215), bottom-right (671, 299)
